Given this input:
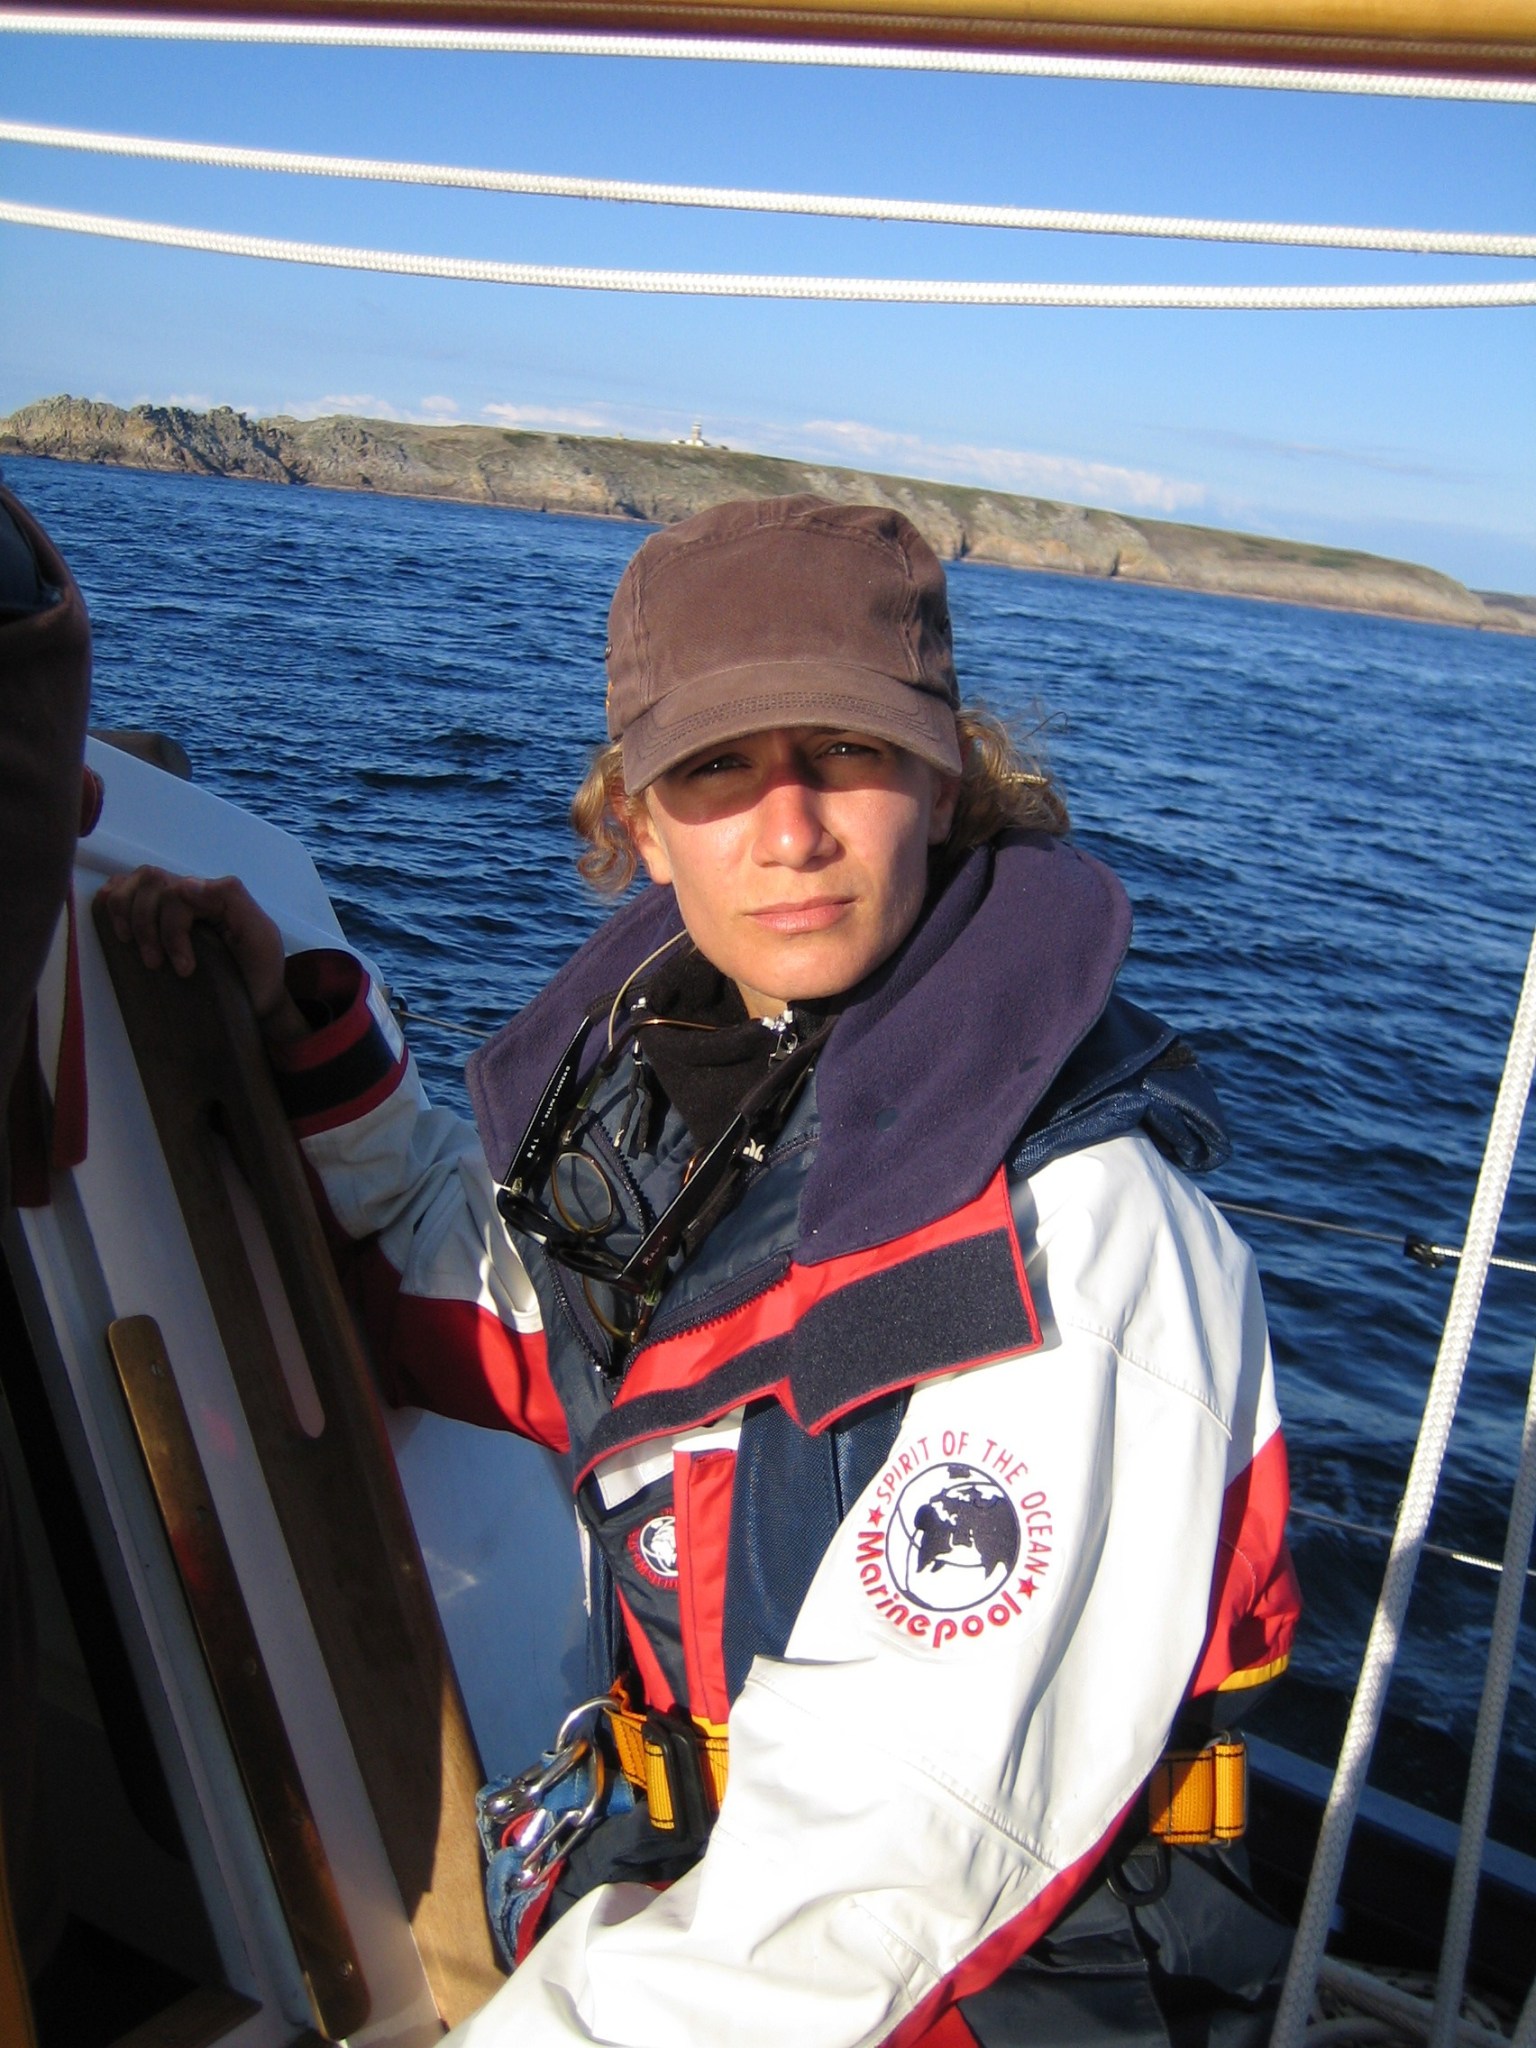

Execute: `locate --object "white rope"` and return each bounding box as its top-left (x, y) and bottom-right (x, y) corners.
top-left (1318, 1960), bottom-right (1511, 2048)
top-left (1271, 928), bottom-right (1536, 2048)
top-left (5, 199), bottom-right (1536, 307)
top-left (5, 119), bottom-right (1532, 260)
top-left (1428, 1338), bottom-right (1536, 2048)
top-left (2, 10), bottom-right (1535, 104)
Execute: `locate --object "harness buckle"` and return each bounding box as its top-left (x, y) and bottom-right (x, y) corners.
top-left (1107, 1838), bottom-right (1172, 1907)
top-left (640, 1708), bottom-right (715, 1843)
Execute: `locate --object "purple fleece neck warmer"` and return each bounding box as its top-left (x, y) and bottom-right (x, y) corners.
top-left (466, 832), bottom-right (1130, 1266)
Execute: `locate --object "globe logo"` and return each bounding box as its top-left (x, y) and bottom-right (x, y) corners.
top-left (630, 1514), bottom-right (679, 1587)
top-left (888, 1463), bottom-right (1021, 1613)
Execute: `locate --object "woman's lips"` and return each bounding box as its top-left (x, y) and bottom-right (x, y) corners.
top-left (747, 897), bottom-right (853, 934)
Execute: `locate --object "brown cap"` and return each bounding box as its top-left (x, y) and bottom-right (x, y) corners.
top-left (605, 495), bottom-right (962, 791)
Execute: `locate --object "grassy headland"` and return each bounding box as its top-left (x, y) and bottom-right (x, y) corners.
top-left (4, 395), bottom-right (1529, 637)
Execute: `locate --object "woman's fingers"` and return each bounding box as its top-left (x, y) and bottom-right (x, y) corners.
top-left (129, 873), bottom-right (191, 972)
top-left (97, 869), bottom-right (284, 1008)
top-left (198, 876), bottom-right (288, 1019)
top-left (155, 880), bottom-right (205, 976)
top-left (107, 865), bottom-right (179, 970)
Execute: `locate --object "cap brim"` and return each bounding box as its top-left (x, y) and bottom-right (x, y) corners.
top-left (621, 660), bottom-right (961, 791)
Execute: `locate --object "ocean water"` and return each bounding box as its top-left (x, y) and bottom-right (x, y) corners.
top-left (9, 452), bottom-right (1536, 1838)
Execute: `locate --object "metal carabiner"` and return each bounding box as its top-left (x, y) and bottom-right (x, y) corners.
top-left (483, 1696), bottom-right (614, 1887)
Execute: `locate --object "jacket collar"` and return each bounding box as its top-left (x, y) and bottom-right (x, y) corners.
top-left (466, 831), bottom-right (1131, 1266)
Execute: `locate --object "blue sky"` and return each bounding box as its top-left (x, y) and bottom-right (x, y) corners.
top-left (3, 24), bottom-right (1534, 591)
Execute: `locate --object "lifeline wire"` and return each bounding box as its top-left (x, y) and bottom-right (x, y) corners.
top-left (5, 200), bottom-right (1536, 307)
top-left (1270, 926), bottom-right (1536, 2048)
top-left (1287, 1505), bottom-right (1536, 1583)
top-left (5, 119), bottom-right (1534, 260)
top-left (1428, 1335), bottom-right (1536, 2048)
top-left (393, 1002), bottom-right (484, 1041)
top-left (2, 10), bottom-right (1536, 103)
top-left (1218, 1199), bottom-right (1536, 1276)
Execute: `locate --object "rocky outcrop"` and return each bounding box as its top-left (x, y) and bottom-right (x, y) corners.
top-left (3, 395), bottom-right (1529, 636)
top-left (5, 395), bottom-right (297, 482)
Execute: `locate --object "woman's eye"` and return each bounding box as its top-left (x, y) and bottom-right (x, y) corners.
top-left (685, 752), bottom-right (746, 778)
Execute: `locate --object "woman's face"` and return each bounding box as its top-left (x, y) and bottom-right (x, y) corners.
top-left (631, 726), bottom-right (958, 1018)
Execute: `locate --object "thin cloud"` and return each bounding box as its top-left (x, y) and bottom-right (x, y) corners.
top-left (313, 391), bottom-right (398, 416)
top-left (1181, 425), bottom-right (1471, 484)
top-left (782, 419), bottom-right (1205, 515)
top-left (483, 400), bottom-right (614, 432)
top-left (276, 393), bottom-right (479, 425)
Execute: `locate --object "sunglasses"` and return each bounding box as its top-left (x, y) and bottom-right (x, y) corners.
top-left (496, 1000), bottom-right (812, 1348)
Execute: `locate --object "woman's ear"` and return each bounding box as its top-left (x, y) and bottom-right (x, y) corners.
top-left (628, 795), bottom-right (674, 886)
top-left (927, 770), bottom-right (961, 845)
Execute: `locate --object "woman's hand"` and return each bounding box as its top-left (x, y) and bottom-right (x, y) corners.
top-left (96, 868), bottom-right (311, 1046)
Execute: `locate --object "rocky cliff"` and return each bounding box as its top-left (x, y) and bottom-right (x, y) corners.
top-left (4, 394), bottom-right (1529, 637)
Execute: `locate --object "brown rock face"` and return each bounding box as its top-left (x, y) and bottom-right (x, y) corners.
top-left (2, 396), bottom-right (1528, 637)
top-left (5, 396), bottom-right (297, 481)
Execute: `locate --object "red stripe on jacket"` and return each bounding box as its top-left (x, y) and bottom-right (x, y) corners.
top-left (617, 1588), bottom-right (679, 1715)
top-left (350, 1239), bottom-right (568, 1451)
top-left (1189, 1425), bottom-right (1300, 1694)
top-left (674, 1450), bottom-right (736, 1729)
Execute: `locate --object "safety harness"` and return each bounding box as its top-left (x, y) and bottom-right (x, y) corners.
top-left (477, 1686), bottom-right (1252, 1969)
top-left (602, 1682), bottom-right (1247, 1845)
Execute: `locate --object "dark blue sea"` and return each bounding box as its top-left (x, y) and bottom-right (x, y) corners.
top-left (9, 452), bottom-right (1536, 1841)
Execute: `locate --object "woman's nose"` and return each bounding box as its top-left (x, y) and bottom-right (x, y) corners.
top-left (750, 773), bottom-right (835, 865)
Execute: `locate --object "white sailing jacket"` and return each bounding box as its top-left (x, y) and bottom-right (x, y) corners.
top-left (275, 940), bottom-right (1299, 2048)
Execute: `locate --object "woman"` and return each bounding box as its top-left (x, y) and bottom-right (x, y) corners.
top-left (102, 495), bottom-right (1299, 2048)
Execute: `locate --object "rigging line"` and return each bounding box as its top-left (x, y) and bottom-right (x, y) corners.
top-left (3, 12), bottom-right (1536, 103)
top-left (1429, 1334), bottom-right (1536, 2048)
top-left (6, 200), bottom-right (1536, 308)
top-left (392, 1002), bottom-right (485, 1041)
top-left (1287, 1505), bottom-right (1536, 1583)
top-left (1216, 1200), bottom-right (1536, 1277)
top-left (5, 120), bottom-right (1533, 259)
top-left (1272, 926), bottom-right (1536, 2048)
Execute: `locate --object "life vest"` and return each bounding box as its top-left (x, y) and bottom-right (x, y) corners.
top-left (501, 988), bottom-right (1237, 1864)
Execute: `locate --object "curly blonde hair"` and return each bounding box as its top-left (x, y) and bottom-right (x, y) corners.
top-left (569, 707), bottom-right (1069, 895)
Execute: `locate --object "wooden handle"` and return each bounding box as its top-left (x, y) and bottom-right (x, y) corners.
top-left (106, 1315), bottom-right (370, 2042)
top-left (94, 906), bottom-right (504, 2027)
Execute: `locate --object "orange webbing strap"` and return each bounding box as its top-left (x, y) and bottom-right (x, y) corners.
top-left (1146, 1736), bottom-right (1247, 1846)
top-left (607, 1686), bottom-right (730, 1832)
top-left (609, 1688), bottom-right (1244, 1848)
